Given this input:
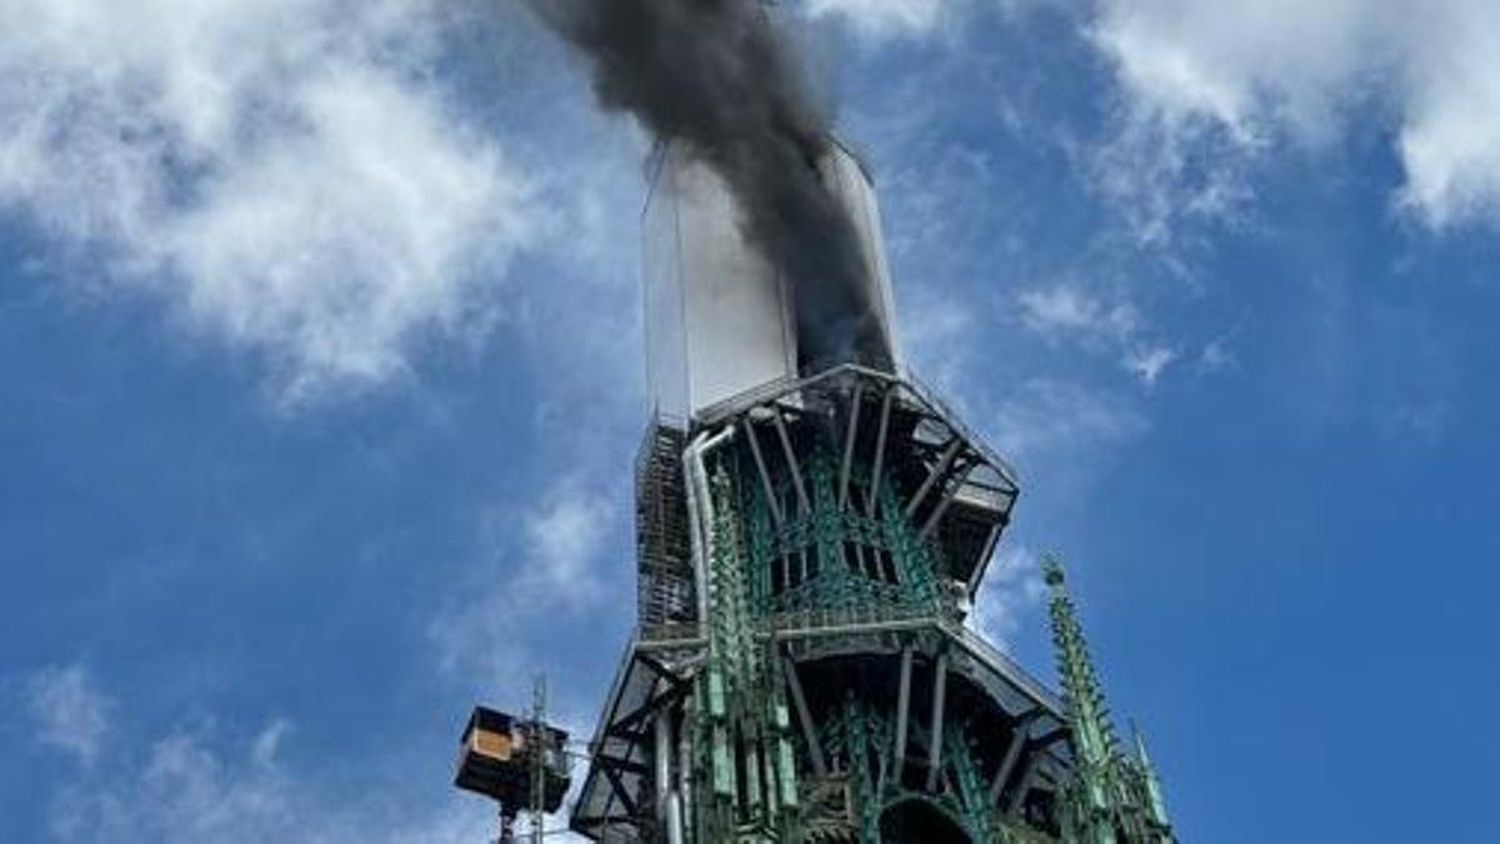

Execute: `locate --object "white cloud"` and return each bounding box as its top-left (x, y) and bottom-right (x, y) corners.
top-left (23, 664), bottom-right (112, 766)
top-left (1016, 284), bottom-right (1178, 387)
top-left (0, 0), bottom-right (537, 400)
top-left (1197, 337), bottom-right (1236, 374)
top-left (44, 717), bottom-right (502, 844)
top-left (974, 544), bottom-right (1049, 649)
top-left (428, 475), bottom-right (623, 688)
top-left (18, 670), bottom-right (530, 843)
top-left (517, 480), bottom-right (616, 606)
top-left (107, 729), bottom-right (294, 841)
top-left (800, 0), bottom-right (1055, 38)
top-left (1091, 0), bottom-right (1374, 139)
top-left (1018, 284), bottom-right (1139, 340)
top-left (803, 0), bottom-right (949, 39)
top-left (900, 286), bottom-right (979, 389)
top-left (1395, 6), bottom-right (1500, 228)
top-left (1085, 111), bottom-right (1259, 247)
top-left (1122, 345), bottom-right (1175, 388)
top-left (250, 719), bottom-right (293, 769)
top-left (986, 377), bottom-right (1147, 464)
top-left (1091, 0), bottom-right (1500, 230)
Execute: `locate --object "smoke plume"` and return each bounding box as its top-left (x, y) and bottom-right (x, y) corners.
top-left (531, 0), bottom-right (893, 373)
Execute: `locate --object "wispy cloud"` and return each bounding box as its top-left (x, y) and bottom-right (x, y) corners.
top-left (802, 0), bottom-right (950, 39)
top-left (427, 472), bottom-right (627, 714)
top-left (0, 0), bottom-right (539, 402)
top-left (22, 664), bottom-right (112, 767)
top-left (250, 719), bottom-right (294, 769)
top-left (1084, 110), bottom-right (1259, 249)
top-left (17, 667), bottom-right (544, 842)
top-left (986, 377), bottom-right (1148, 464)
top-left (1018, 284), bottom-right (1140, 340)
top-left (1122, 345), bottom-right (1176, 388)
top-left (974, 544), bottom-right (1050, 650)
top-left (1017, 283), bottom-right (1180, 388)
top-left (1090, 0), bottom-right (1500, 231)
top-left (42, 716), bottom-right (501, 843)
top-left (800, 0), bottom-right (1058, 40)
top-left (813, 0), bottom-right (1500, 247)
top-left (1196, 336), bottom-right (1237, 374)
top-left (516, 479), bottom-right (616, 609)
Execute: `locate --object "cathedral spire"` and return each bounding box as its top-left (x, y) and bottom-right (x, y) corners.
top-left (1045, 554), bottom-right (1175, 843)
top-left (1045, 555), bottom-right (1117, 767)
top-left (1133, 725), bottom-right (1172, 832)
top-left (1044, 554), bottom-right (1117, 836)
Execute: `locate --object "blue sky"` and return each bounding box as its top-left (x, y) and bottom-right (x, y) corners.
top-left (3, 1), bottom-right (1499, 841)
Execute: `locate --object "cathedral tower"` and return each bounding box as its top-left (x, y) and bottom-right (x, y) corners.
top-left (565, 139), bottom-right (1172, 843)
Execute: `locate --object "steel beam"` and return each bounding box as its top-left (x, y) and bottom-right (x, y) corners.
top-left (906, 437), bottom-right (964, 519)
top-left (866, 389), bottom-right (894, 517)
top-left (606, 683), bottom-right (678, 741)
top-left (781, 657), bottom-right (828, 778)
top-left (838, 383), bottom-right (863, 509)
top-left (925, 652), bottom-right (950, 793)
top-left (1031, 726), bottom-right (1070, 749)
top-left (852, 541), bottom-right (872, 580)
top-left (654, 711), bottom-right (674, 835)
top-left (637, 653), bottom-right (691, 690)
top-left (597, 753), bottom-right (652, 778)
top-left (636, 637), bottom-right (708, 652)
top-left (892, 644), bottom-right (914, 782)
top-left (772, 411), bottom-right (809, 514)
top-left (917, 462), bottom-right (972, 542)
top-left (770, 616), bottom-right (933, 641)
top-left (677, 715), bottom-right (694, 844)
top-left (966, 522), bottom-right (1005, 594)
top-left (989, 710), bottom-right (1039, 805)
top-left (742, 420), bottom-right (783, 526)
top-left (599, 758), bottom-right (643, 818)
top-left (1005, 752), bottom-right (1036, 817)
top-left (665, 793), bottom-right (684, 844)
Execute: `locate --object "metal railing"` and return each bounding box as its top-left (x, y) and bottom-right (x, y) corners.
top-left (637, 604), bottom-right (1062, 715)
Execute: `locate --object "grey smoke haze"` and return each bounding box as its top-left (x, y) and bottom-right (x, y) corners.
top-left (530, 0), bottom-right (893, 372)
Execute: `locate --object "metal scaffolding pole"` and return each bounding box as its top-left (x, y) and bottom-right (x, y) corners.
top-left (925, 653), bottom-right (950, 793)
top-left (892, 644), bottom-right (914, 783)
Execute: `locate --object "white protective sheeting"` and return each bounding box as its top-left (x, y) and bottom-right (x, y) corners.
top-left (643, 139), bottom-right (902, 422)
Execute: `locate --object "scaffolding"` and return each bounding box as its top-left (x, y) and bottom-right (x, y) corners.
top-left (637, 423), bottom-right (694, 628)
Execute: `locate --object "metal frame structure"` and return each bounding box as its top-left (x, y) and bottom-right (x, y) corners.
top-left (560, 100), bottom-right (1175, 840)
top-left (570, 364), bottom-right (1175, 842)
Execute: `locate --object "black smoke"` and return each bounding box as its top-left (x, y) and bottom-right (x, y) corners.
top-left (530, 0), bottom-right (894, 373)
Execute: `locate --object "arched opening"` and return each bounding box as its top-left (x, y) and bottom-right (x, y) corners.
top-left (878, 798), bottom-right (971, 844)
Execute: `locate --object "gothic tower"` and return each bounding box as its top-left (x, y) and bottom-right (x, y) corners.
top-left (566, 139), bottom-right (1172, 843)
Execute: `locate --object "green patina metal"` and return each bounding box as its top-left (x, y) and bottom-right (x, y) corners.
top-left (586, 429), bottom-right (1173, 843)
top-left (946, 728), bottom-right (994, 842)
top-left (1044, 555), bottom-right (1174, 844)
top-left (743, 549), bottom-right (1180, 844)
top-left (745, 450), bottom-right (942, 620)
top-left (690, 460), bottom-right (1178, 844)
top-left (1131, 730), bottom-right (1170, 834)
top-left (698, 464), bottom-right (801, 843)
top-left (806, 695), bottom-right (1017, 844)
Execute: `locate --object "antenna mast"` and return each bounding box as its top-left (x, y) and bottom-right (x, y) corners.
top-left (530, 675), bottom-right (547, 844)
